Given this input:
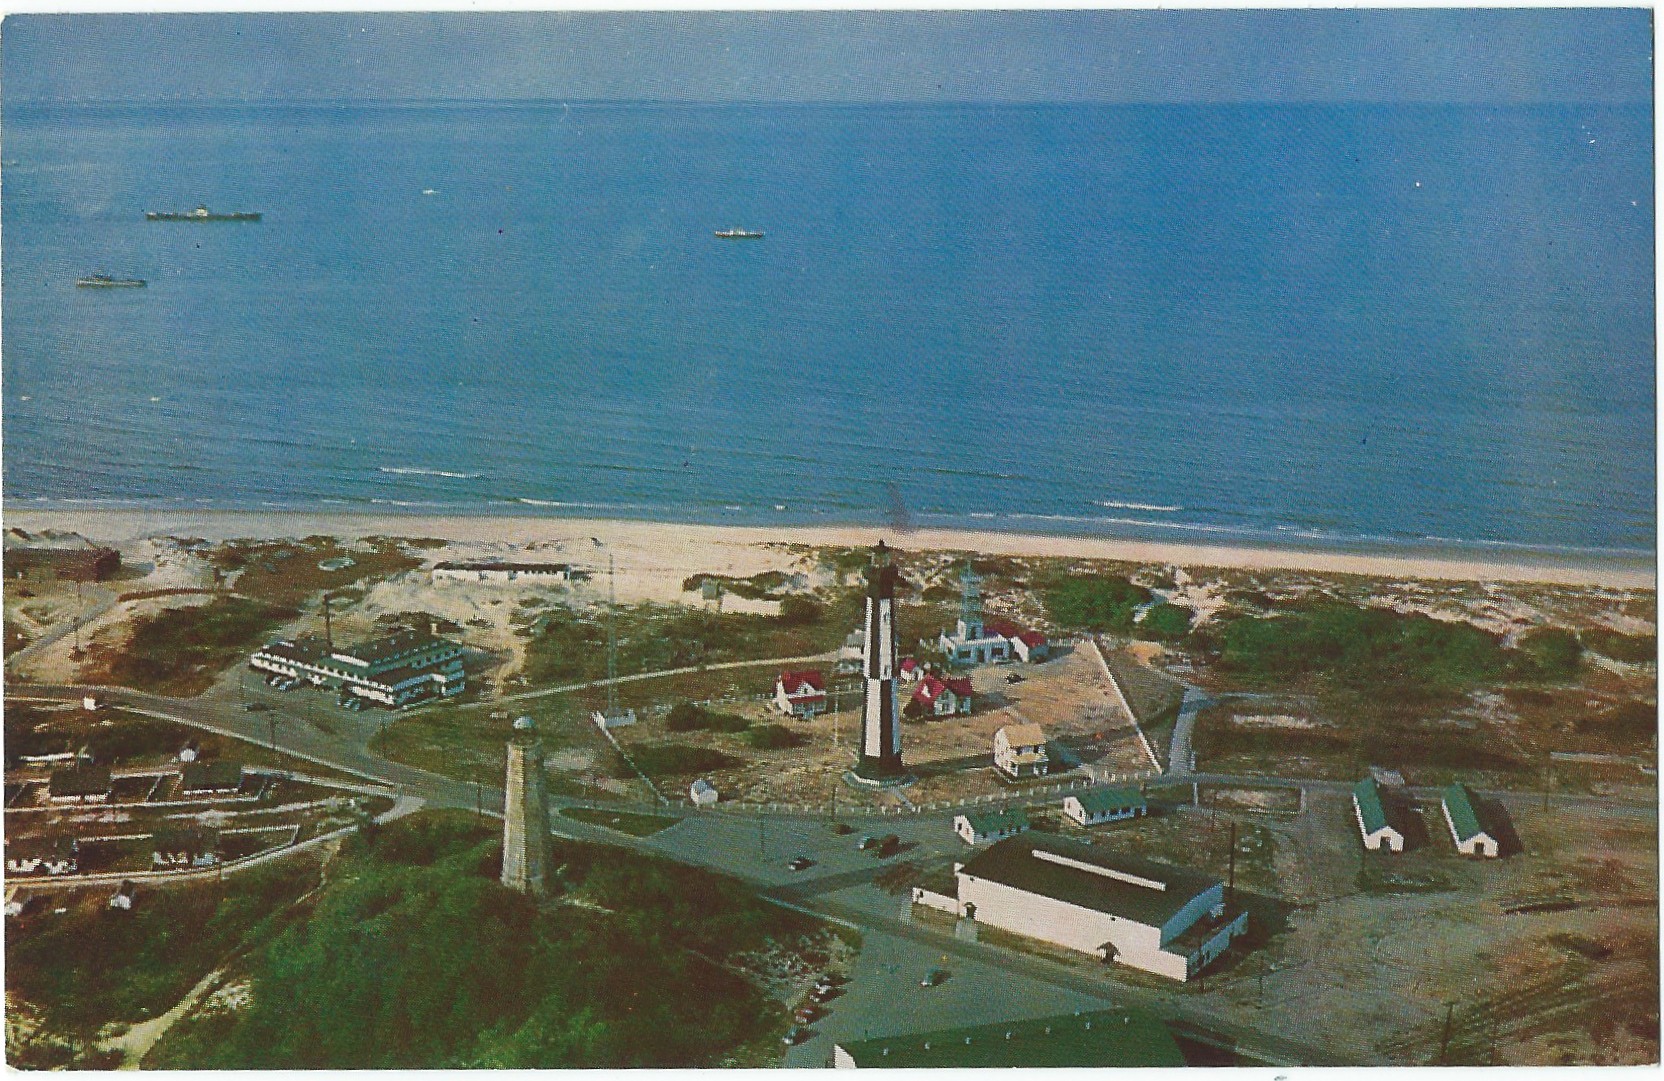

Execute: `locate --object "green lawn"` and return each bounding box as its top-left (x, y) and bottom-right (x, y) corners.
top-left (560, 807), bottom-right (681, 837)
top-left (90, 596), bottom-right (298, 696)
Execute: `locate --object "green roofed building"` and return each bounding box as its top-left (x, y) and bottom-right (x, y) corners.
top-left (1063, 786), bottom-right (1148, 826)
top-left (1351, 777), bottom-right (1404, 852)
top-left (954, 806), bottom-right (1031, 845)
top-left (832, 1008), bottom-right (1184, 1068)
top-left (1441, 783), bottom-right (1499, 858)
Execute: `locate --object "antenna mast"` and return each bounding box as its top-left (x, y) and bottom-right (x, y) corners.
top-left (605, 554), bottom-right (619, 718)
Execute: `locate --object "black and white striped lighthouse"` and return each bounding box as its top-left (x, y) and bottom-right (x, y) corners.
top-left (853, 540), bottom-right (909, 783)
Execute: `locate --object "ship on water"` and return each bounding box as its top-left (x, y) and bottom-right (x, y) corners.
top-left (76, 274), bottom-right (147, 288)
top-left (145, 205), bottom-right (260, 222)
top-left (714, 227), bottom-right (764, 239)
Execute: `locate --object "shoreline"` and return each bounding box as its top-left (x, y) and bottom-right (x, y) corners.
top-left (4, 508), bottom-right (1653, 590)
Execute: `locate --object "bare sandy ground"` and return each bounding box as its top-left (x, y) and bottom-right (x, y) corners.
top-left (5, 510), bottom-right (1653, 590)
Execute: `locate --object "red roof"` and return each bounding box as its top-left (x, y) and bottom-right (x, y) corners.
top-left (982, 617), bottom-right (1023, 638)
top-left (913, 676), bottom-right (973, 704)
top-left (778, 670), bottom-right (825, 695)
top-left (899, 657), bottom-right (918, 672)
top-left (1017, 630), bottom-right (1048, 648)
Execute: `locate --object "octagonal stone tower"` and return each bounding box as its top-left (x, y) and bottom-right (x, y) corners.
top-left (501, 715), bottom-right (549, 895)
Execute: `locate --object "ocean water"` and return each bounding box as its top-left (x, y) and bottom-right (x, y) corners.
top-left (2, 101), bottom-right (1654, 557)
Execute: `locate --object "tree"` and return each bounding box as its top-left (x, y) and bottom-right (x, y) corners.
top-left (1136, 603), bottom-right (1192, 641)
top-left (1041, 575), bottom-right (1152, 632)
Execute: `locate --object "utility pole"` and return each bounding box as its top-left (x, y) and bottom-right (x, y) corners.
top-left (70, 577), bottom-right (85, 659)
top-left (604, 555), bottom-right (620, 721)
top-left (322, 592), bottom-right (333, 652)
top-left (1227, 820), bottom-right (1238, 902)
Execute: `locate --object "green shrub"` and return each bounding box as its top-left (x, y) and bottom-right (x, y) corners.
top-left (1041, 575), bottom-right (1151, 632)
top-left (778, 596), bottom-right (823, 626)
top-left (1215, 601), bottom-right (1507, 696)
top-left (745, 724), bottom-right (805, 750)
top-left (1136, 602), bottom-right (1192, 641)
top-left (1514, 627), bottom-right (1582, 682)
top-left (629, 744), bottom-right (739, 777)
top-left (664, 703), bottom-right (749, 734)
top-left (1580, 628), bottom-right (1657, 665)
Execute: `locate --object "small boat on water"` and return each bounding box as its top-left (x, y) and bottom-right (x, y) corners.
top-left (145, 205), bottom-right (260, 222)
top-left (714, 227), bottom-right (764, 239)
top-left (76, 274), bottom-right (147, 288)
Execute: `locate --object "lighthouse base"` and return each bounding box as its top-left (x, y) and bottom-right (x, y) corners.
top-left (844, 764), bottom-right (916, 790)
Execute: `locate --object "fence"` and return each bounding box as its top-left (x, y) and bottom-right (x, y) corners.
top-left (659, 769), bottom-right (1161, 818)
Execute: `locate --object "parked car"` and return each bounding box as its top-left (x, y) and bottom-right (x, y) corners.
top-left (856, 835), bottom-right (881, 851)
top-left (920, 968), bottom-right (949, 988)
top-left (787, 856), bottom-right (815, 872)
top-left (783, 1025), bottom-right (808, 1046)
top-left (810, 985), bottom-right (838, 1004)
top-left (794, 1004), bottom-right (821, 1024)
top-left (871, 834), bottom-right (901, 856)
top-left (1006, 672), bottom-right (1026, 684)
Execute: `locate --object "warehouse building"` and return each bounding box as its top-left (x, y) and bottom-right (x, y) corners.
top-left (48, 764), bottom-right (111, 804)
top-left (1352, 777), bottom-right (1405, 852)
top-left (1442, 783), bottom-right (1500, 858)
top-left (6, 545), bottom-right (121, 582)
top-left (832, 1008), bottom-right (1183, 1068)
top-left (181, 761), bottom-right (244, 796)
top-left (1062, 786), bottom-right (1148, 826)
top-left (953, 833), bottom-right (1246, 981)
top-left (250, 630), bottom-right (466, 708)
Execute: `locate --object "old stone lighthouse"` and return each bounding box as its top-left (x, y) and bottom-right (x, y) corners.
top-left (501, 715), bottom-right (550, 895)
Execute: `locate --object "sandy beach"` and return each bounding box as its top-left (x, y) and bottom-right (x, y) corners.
top-left (4, 509), bottom-right (1653, 591)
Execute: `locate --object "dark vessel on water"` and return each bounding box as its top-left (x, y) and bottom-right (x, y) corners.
top-left (76, 274), bottom-right (147, 288)
top-left (146, 205), bottom-right (260, 222)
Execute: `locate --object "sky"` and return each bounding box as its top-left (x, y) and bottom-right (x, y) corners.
top-left (2, 9), bottom-right (1654, 105)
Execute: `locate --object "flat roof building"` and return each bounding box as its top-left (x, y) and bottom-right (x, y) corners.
top-left (953, 833), bottom-right (1246, 981)
top-left (832, 1007), bottom-right (1183, 1068)
top-left (250, 630), bottom-right (466, 709)
top-left (955, 806), bottom-right (1030, 845)
top-left (432, 561), bottom-right (571, 583)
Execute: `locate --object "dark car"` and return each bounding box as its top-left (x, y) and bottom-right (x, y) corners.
top-left (857, 835), bottom-right (881, 851)
top-left (871, 834), bottom-right (901, 856)
top-left (920, 968), bottom-right (949, 988)
top-left (1006, 672), bottom-right (1026, 684)
top-left (783, 1025), bottom-right (808, 1046)
top-left (787, 856), bottom-right (815, 872)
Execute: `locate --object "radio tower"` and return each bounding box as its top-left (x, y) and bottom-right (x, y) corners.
top-left (605, 555), bottom-right (619, 719)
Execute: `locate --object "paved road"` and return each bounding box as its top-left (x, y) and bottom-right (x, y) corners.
top-left (9, 676), bottom-right (1656, 1067)
top-left (442, 650), bottom-right (842, 712)
top-left (1166, 684), bottom-right (1212, 775)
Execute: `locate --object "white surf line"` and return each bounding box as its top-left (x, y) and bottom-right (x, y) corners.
top-left (1086, 637), bottom-right (1162, 772)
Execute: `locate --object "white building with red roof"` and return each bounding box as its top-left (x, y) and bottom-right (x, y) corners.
top-left (773, 670), bottom-right (828, 717)
top-left (909, 675), bottom-right (974, 717)
top-left (1011, 629), bottom-right (1051, 663)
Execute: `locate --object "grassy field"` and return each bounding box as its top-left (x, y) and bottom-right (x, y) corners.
top-left (85, 596), bottom-right (298, 697)
top-left (207, 537), bottom-right (422, 608)
top-left (559, 807), bottom-right (680, 837)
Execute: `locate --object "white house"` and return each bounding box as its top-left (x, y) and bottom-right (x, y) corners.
top-left (1063, 786), bottom-right (1148, 826)
top-left (1442, 783), bottom-right (1499, 858)
top-left (109, 881), bottom-right (137, 911)
top-left (993, 723), bottom-right (1050, 779)
top-left (774, 670), bottom-right (828, 717)
top-left (5, 836), bottom-right (79, 877)
top-left (81, 694), bottom-right (105, 712)
top-left (1011, 630), bottom-right (1051, 663)
top-left (1352, 777), bottom-right (1405, 852)
top-left (689, 778), bottom-right (719, 806)
top-left (954, 807), bottom-right (1030, 845)
top-left (177, 739), bottom-right (201, 763)
top-left (152, 827), bottom-right (220, 869)
top-left (954, 834), bottom-right (1247, 981)
top-left (910, 675), bottom-right (974, 718)
top-left (898, 657), bottom-right (923, 683)
top-left (938, 614), bottom-right (1013, 666)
